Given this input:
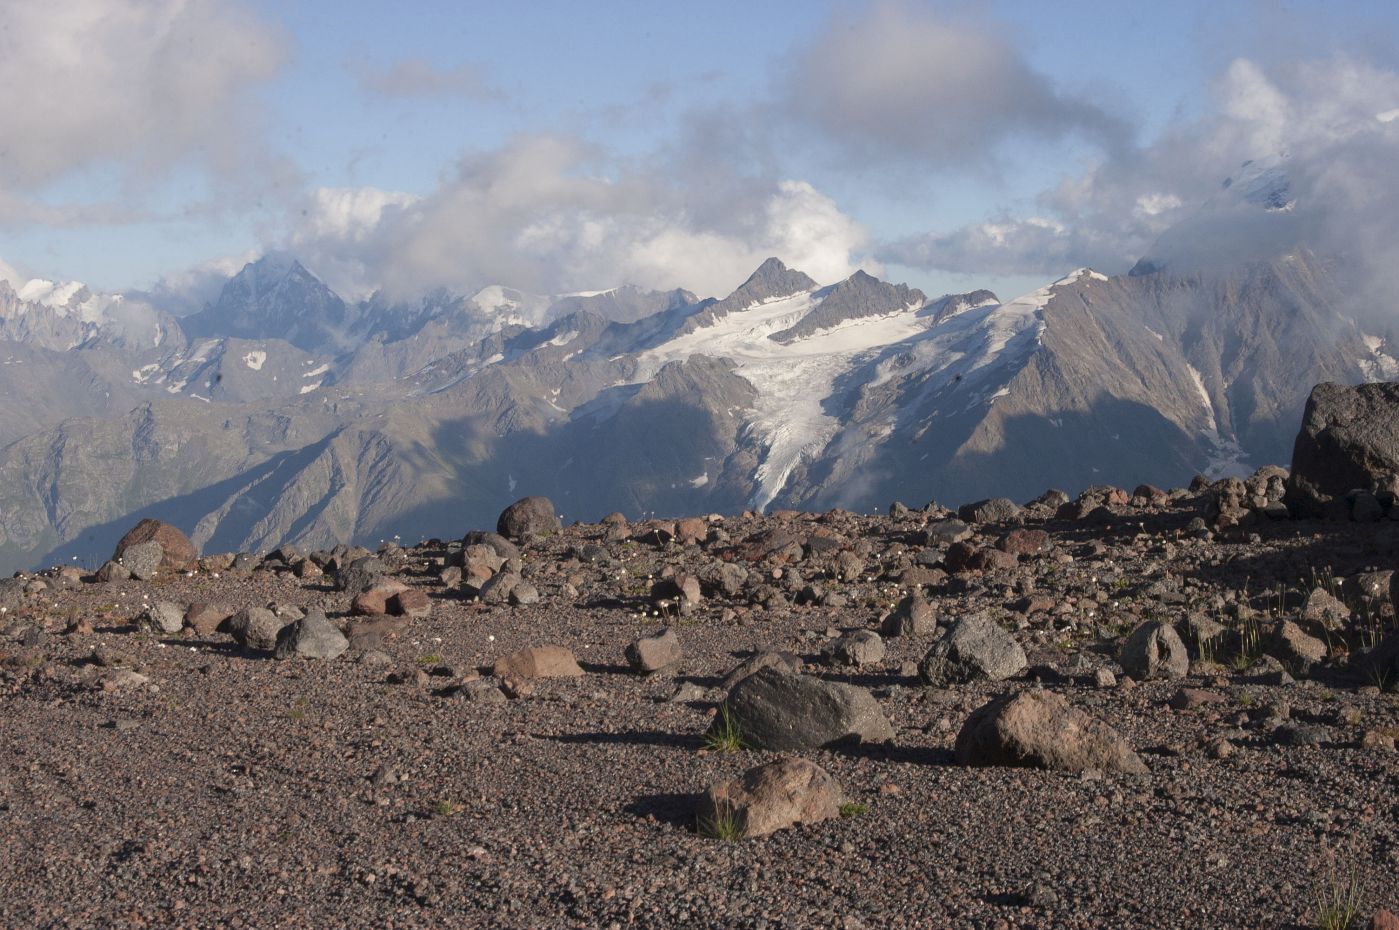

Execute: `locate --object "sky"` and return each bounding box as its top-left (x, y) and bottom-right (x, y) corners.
top-left (3, 0), bottom-right (1399, 307)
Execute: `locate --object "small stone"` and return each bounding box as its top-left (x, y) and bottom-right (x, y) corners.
top-left (388, 589), bottom-right (431, 619)
top-left (121, 541), bottom-right (165, 581)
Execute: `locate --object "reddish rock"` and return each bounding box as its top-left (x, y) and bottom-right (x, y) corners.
top-left (112, 519), bottom-right (197, 570)
top-left (184, 603), bottom-right (233, 638)
top-left (696, 758), bottom-right (844, 839)
top-left (675, 517), bottom-right (707, 544)
top-left (388, 589), bottom-right (431, 619)
top-left (1371, 909), bottom-right (1399, 930)
top-left (492, 645), bottom-right (583, 679)
top-left (998, 528), bottom-right (1051, 556)
top-left (351, 580), bottom-right (409, 616)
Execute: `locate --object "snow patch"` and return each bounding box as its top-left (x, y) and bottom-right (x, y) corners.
top-left (242, 350), bottom-right (267, 371)
top-left (303, 363), bottom-right (330, 378)
top-left (299, 381), bottom-right (321, 394)
top-left (632, 290), bottom-right (930, 510)
top-left (689, 472), bottom-right (710, 488)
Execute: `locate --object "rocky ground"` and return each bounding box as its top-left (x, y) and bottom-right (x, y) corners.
top-left (1, 481), bottom-right (1398, 930)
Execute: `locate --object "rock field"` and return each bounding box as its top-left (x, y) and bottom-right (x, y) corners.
top-left (1, 477), bottom-right (1397, 929)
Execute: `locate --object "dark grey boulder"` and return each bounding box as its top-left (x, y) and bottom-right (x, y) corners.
top-left (274, 610), bottom-right (348, 660)
top-left (1285, 381), bottom-right (1399, 519)
top-left (719, 667), bottom-right (893, 751)
top-left (227, 607), bottom-right (287, 651)
top-left (496, 496), bottom-right (561, 541)
top-left (919, 612), bottom-right (1026, 685)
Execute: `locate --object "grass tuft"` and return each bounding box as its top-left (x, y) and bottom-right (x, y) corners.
top-left (1311, 852), bottom-right (1361, 930)
top-left (703, 704), bottom-right (745, 753)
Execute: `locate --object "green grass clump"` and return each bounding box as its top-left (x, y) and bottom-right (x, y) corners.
top-left (839, 802), bottom-right (870, 818)
top-left (703, 704), bottom-right (745, 753)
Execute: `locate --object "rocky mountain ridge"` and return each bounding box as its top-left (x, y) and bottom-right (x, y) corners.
top-left (0, 233), bottom-right (1396, 574)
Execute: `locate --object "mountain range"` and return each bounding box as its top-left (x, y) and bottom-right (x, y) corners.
top-left (0, 162), bottom-right (1395, 575)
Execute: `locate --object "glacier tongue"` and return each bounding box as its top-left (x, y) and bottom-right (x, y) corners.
top-left (633, 290), bottom-right (930, 510)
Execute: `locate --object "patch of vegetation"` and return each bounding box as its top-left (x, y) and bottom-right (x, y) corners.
top-left (1310, 852), bottom-right (1361, 930)
top-left (839, 802), bottom-right (870, 818)
top-left (416, 653), bottom-right (442, 666)
top-left (702, 704), bottom-right (745, 753)
top-left (697, 803), bottom-right (743, 841)
top-left (434, 798), bottom-right (462, 817)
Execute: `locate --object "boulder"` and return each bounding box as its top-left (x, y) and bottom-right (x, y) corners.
top-left (696, 758), bottom-right (844, 839)
top-left (496, 496), bottom-right (561, 541)
top-left (387, 589), bottom-right (431, 619)
top-left (120, 541), bottom-right (165, 582)
top-left (335, 557), bottom-right (387, 597)
top-left (820, 630), bottom-right (885, 668)
top-left (720, 651), bottom-right (803, 693)
top-left (957, 498), bottom-right (1023, 524)
top-left (273, 610), bottom-right (348, 660)
top-left (1119, 619), bottom-right (1189, 680)
top-left (139, 601), bottom-right (185, 635)
top-left (226, 607), bottom-right (287, 651)
top-left (923, 519), bottom-right (972, 546)
top-left (492, 645), bottom-right (583, 679)
top-left (955, 690), bottom-right (1148, 774)
top-left (184, 603), bottom-right (233, 638)
top-left (919, 613), bottom-right (1026, 685)
top-left (113, 518), bottom-right (197, 570)
top-left (881, 593), bottom-right (937, 637)
top-left (461, 531), bottom-right (521, 561)
top-left (1285, 381), bottom-right (1399, 518)
top-left (720, 668), bottom-right (893, 751)
top-left (1268, 619), bottom-right (1327, 669)
top-left (625, 628), bottom-right (684, 674)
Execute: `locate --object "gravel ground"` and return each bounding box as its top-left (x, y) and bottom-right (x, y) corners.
top-left (1, 493), bottom-right (1397, 929)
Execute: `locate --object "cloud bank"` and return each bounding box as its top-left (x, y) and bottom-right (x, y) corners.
top-left (0, 0), bottom-right (288, 196)
top-left (883, 54), bottom-right (1399, 289)
top-left (286, 136), bottom-right (878, 300)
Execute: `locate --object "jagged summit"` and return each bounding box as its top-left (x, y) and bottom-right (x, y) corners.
top-left (726, 257), bottom-right (819, 309)
top-left (768, 268), bottom-right (925, 344)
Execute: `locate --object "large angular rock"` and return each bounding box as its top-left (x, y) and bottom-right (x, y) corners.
top-left (918, 613), bottom-right (1026, 685)
top-left (227, 607), bottom-right (287, 651)
top-left (492, 645), bottom-right (583, 679)
top-left (1119, 619), bottom-right (1189, 680)
top-left (1285, 381), bottom-right (1399, 518)
top-left (274, 610), bottom-right (348, 660)
top-left (139, 601), bottom-right (185, 635)
top-left (625, 628), bottom-right (684, 673)
top-left (719, 668), bottom-right (893, 751)
top-left (955, 690), bottom-right (1148, 774)
top-left (496, 496), bottom-right (561, 541)
top-left (113, 518), bottom-right (197, 571)
top-left (696, 758), bottom-right (844, 839)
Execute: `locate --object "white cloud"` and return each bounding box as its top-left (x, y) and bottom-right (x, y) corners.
top-left (883, 54), bottom-right (1399, 287)
top-left (282, 136), bottom-right (874, 300)
top-left (0, 257), bottom-right (24, 289)
top-left (781, 1), bottom-right (1126, 167)
top-left (0, 0), bottom-right (288, 192)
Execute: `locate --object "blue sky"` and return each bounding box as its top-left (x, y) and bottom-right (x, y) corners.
top-left (3, 0), bottom-right (1399, 304)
